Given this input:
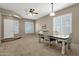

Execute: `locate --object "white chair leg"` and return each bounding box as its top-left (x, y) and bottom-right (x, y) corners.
top-left (68, 43), bottom-right (71, 49)
top-left (56, 40), bottom-right (58, 44)
top-left (61, 41), bottom-right (65, 55)
top-left (48, 41), bottom-right (51, 47)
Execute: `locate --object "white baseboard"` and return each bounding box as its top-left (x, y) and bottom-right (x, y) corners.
top-left (71, 43), bottom-right (79, 47)
top-left (71, 43), bottom-right (79, 46)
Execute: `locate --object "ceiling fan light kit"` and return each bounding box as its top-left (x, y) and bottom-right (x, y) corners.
top-left (27, 13), bottom-right (36, 16)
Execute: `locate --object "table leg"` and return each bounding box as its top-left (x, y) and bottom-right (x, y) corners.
top-left (43, 38), bottom-right (45, 43)
top-left (39, 37), bottom-right (41, 43)
top-left (62, 40), bottom-right (65, 55)
top-left (0, 37), bottom-right (1, 46)
top-left (56, 40), bottom-right (58, 44)
top-left (68, 43), bottom-right (71, 49)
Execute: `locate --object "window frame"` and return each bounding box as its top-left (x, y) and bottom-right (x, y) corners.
top-left (53, 13), bottom-right (72, 35)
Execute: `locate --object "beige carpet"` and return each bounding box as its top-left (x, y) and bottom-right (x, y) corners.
top-left (0, 34), bottom-right (79, 56)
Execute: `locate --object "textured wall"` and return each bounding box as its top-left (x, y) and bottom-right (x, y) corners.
top-left (0, 8), bottom-right (21, 39)
top-left (0, 13), bottom-right (1, 38)
top-left (36, 15), bottom-right (53, 35)
top-left (19, 18), bottom-right (36, 37)
top-left (36, 4), bottom-right (79, 45)
top-left (55, 4), bottom-right (79, 45)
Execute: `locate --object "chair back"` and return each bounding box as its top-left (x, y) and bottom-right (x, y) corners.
top-left (43, 30), bottom-right (49, 39)
top-left (68, 33), bottom-right (73, 43)
top-left (38, 30), bottom-right (44, 38)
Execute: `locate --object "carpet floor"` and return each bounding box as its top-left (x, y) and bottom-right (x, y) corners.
top-left (0, 35), bottom-right (79, 56)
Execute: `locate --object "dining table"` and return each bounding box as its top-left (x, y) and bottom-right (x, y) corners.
top-left (38, 33), bottom-right (70, 55)
top-left (50, 35), bottom-right (69, 55)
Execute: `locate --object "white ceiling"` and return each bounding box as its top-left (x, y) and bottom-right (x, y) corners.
top-left (0, 3), bottom-right (76, 20)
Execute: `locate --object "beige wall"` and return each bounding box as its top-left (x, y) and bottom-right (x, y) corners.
top-left (0, 8), bottom-right (36, 39)
top-left (1, 4), bottom-right (79, 45)
top-left (36, 4), bottom-right (79, 45)
top-left (0, 8), bottom-right (22, 38)
top-left (55, 4), bottom-right (79, 45)
top-left (19, 19), bottom-right (36, 37)
top-left (19, 18), bottom-right (25, 37)
top-left (0, 13), bottom-right (1, 44)
top-left (0, 13), bottom-right (1, 38)
top-left (36, 15), bottom-right (53, 35)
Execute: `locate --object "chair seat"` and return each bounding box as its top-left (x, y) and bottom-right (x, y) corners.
top-left (58, 41), bottom-right (67, 45)
top-left (48, 36), bottom-right (56, 41)
top-left (40, 37), bottom-right (44, 39)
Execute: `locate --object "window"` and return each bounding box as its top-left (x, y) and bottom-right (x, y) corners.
top-left (4, 19), bottom-right (14, 38)
top-left (53, 16), bottom-right (62, 35)
top-left (25, 22), bottom-right (34, 33)
top-left (4, 19), bottom-right (19, 38)
top-left (13, 20), bottom-right (19, 34)
top-left (53, 13), bottom-right (72, 35)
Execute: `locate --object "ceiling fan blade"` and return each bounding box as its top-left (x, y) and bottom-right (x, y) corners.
top-left (25, 8), bottom-right (38, 15)
top-left (35, 13), bottom-right (38, 14)
top-left (32, 12), bottom-right (38, 14)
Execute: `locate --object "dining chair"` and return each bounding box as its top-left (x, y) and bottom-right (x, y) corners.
top-left (43, 31), bottom-right (57, 47)
top-left (48, 36), bottom-right (56, 47)
top-left (57, 33), bottom-right (73, 50)
top-left (43, 30), bottom-right (49, 42)
top-left (38, 34), bottom-right (44, 43)
top-left (67, 33), bottom-right (73, 49)
top-left (38, 30), bottom-right (49, 43)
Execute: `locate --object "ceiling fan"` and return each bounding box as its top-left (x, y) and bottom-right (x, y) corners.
top-left (25, 8), bottom-right (38, 16)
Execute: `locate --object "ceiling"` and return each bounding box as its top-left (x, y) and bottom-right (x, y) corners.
top-left (0, 3), bottom-right (76, 20)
